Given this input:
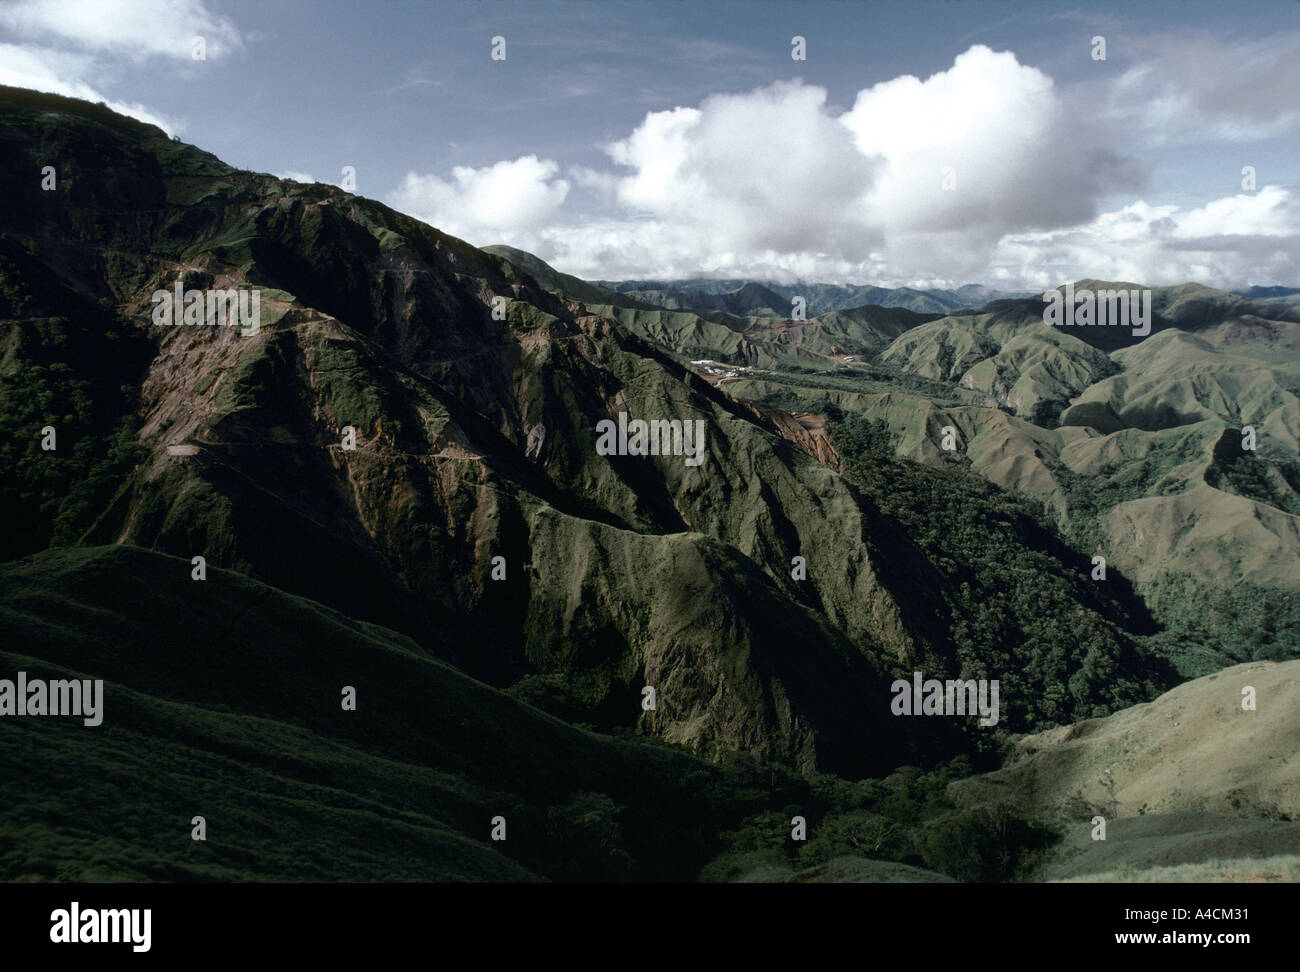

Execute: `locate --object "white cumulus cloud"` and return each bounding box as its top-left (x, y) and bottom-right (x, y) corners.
top-left (390, 156), bottom-right (571, 243)
top-left (990, 186), bottom-right (1300, 290)
top-left (0, 0), bottom-right (246, 135)
top-left (386, 43), bottom-right (1297, 290)
top-left (841, 45), bottom-right (1142, 237)
top-left (608, 81), bottom-right (881, 257)
top-left (0, 0), bottom-right (243, 61)
top-left (274, 170), bottom-right (318, 184)
top-left (0, 42), bottom-right (179, 133)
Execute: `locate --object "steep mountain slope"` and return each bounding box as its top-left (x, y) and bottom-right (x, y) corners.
top-left (881, 310), bottom-right (1117, 426)
top-left (877, 287), bottom-right (1300, 427)
top-left (706, 286), bottom-right (1300, 665)
top-left (481, 243), bottom-right (630, 307)
top-left (0, 544), bottom-right (796, 882)
top-left (947, 660), bottom-right (1300, 882)
top-left (1063, 328), bottom-right (1300, 449)
top-left (0, 87), bottom-right (938, 776)
top-left (0, 86), bottom-right (1173, 778)
top-left (0, 545), bottom-right (1064, 885)
top-left (587, 299), bottom-right (937, 370)
top-left (950, 659), bottom-right (1300, 820)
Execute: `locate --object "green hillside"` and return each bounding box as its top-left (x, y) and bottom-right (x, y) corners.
top-left (0, 545), bottom-right (786, 882)
top-left (1, 85), bottom-right (1295, 884)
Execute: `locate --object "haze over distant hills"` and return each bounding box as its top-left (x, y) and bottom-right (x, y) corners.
top-left (483, 244), bottom-right (1034, 316)
top-left (595, 278), bottom-right (1032, 316)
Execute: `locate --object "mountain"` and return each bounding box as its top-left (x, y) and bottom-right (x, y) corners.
top-left (1, 86), bottom-right (1295, 883)
top-left (948, 660), bottom-right (1300, 882)
top-left (481, 243), bottom-right (627, 307)
top-left (1234, 285), bottom-right (1300, 301)
top-left (709, 283), bottom-right (1300, 668)
top-left (591, 276), bottom-right (1032, 316)
top-left (952, 659), bottom-right (1300, 821)
top-left (4, 85), bottom-right (1158, 777)
top-left (486, 255), bottom-right (1300, 656)
top-left (2, 87), bottom-right (943, 778)
top-left (485, 247), bottom-right (945, 369)
top-left (0, 545), bottom-right (736, 881)
top-left (587, 298), bottom-right (940, 370)
top-left (0, 544), bottom-right (1072, 885)
top-left (721, 660), bottom-right (1300, 883)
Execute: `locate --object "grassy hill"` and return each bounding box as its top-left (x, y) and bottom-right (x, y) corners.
top-left (949, 659), bottom-right (1300, 822)
top-left (0, 544), bottom-right (806, 882)
top-left (1040, 814), bottom-right (1300, 882)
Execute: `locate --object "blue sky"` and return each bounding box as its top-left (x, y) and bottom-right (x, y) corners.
top-left (2, 0), bottom-right (1298, 288)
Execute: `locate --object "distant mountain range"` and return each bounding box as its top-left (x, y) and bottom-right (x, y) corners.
top-left (1233, 285), bottom-right (1300, 301)
top-left (483, 245), bottom-right (1033, 316)
top-left (595, 278), bottom-right (1033, 316)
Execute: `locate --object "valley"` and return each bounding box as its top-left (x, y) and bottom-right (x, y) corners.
top-left (0, 84), bottom-right (1296, 885)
